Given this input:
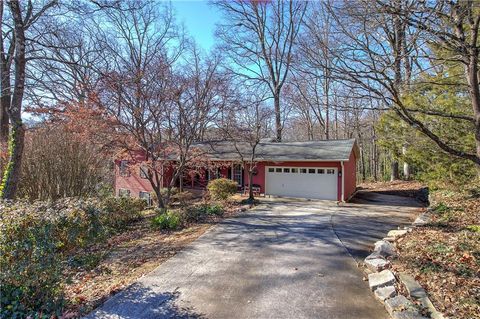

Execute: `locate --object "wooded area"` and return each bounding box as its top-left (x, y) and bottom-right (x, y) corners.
top-left (1, 0), bottom-right (479, 201)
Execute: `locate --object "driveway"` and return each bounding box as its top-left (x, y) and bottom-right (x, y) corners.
top-left (86, 192), bottom-right (421, 319)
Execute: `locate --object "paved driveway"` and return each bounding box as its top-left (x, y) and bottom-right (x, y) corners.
top-left (86, 192), bottom-right (421, 319)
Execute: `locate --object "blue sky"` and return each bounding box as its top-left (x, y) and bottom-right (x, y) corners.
top-left (171, 0), bottom-right (221, 52)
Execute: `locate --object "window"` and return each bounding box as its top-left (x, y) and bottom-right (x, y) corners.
top-left (232, 164), bottom-right (242, 186)
top-left (283, 168), bottom-right (290, 173)
top-left (119, 160), bottom-right (129, 177)
top-left (317, 169), bottom-right (325, 174)
top-left (327, 169), bottom-right (335, 174)
top-left (118, 188), bottom-right (130, 197)
top-left (139, 166), bottom-right (148, 179)
top-left (268, 167), bottom-right (275, 173)
top-left (291, 168), bottom-right (298, 173)
top-left (275, 168), bottom-right (282, 173)
top-left (300, 168), bottom-right (307, 174)
top-left (139, 191), bottom-right (152, 206)
top-left (308, 168), bottom-right (316, 174)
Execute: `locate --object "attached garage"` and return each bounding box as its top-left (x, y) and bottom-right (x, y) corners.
top-left (265, 166), bottom-right (338, 200)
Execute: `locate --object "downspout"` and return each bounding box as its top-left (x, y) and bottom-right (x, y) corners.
top-left (341, 161), bottom-right (345, 202)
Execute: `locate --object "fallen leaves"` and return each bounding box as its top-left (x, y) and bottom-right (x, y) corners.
top-left (393, 189), bottom-right (480, 319)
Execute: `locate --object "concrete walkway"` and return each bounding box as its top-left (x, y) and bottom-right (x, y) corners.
top-left (86, 192), bottom-right (421, 319)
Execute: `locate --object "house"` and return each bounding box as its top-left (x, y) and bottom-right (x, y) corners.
top-left (114, 139), bottom-right (359, 202)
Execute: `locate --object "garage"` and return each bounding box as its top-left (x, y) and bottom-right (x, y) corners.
top-left (265, 166), bottom-right (338, 200)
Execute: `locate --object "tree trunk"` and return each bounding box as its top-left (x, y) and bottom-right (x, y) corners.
top-left (0, 2), bottom-right (11, 144)
top-left (402, 144), bottom-right (410, 179)
top-left (248, 169), bottom-right (254, 202)
top-left (390, 160), bottom-right (400, 181)
top-left (274, 90), bottom-right (282, 142)
top-left (1, 0), bottom-right (26, 199)
top-left (0, 75), bottom-right (9, 143)
top-left (465, 53), bottom-right (480, 170)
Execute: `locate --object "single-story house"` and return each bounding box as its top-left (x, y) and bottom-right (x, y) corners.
top-left (114, 139), bottom-right (359, 202)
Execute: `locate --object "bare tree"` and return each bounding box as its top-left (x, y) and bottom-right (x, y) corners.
top-left (322, 0), bottom-right (480, 169)
top-left (213, 0), bottom-right (307, 142)
top-left (217, 92), bottom-right (272, 202)
top-left (0, 0), bottom-right (59, 199)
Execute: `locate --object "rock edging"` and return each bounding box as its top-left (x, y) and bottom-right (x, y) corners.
top-left (363, 215), bottom-right (446, 319)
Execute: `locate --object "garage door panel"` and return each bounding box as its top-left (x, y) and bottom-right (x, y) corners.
top-left (265, 166), bottom-right (337, 200)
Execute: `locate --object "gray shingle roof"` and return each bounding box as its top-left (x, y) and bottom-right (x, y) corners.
top-left (197, 139), bottom-right (357, 162)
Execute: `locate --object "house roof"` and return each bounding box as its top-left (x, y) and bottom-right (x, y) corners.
top-left (197, 139), bottom-right (358, 162)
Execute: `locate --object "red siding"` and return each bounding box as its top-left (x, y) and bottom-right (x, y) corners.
top-left (343, 150), bottom-right (357, 200)
top-left (115, 151), bottom-right (357, 202)
top-left (114, 156), bottom-right (153, 198)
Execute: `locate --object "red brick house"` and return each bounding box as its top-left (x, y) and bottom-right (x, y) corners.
top-left (114, 139), bottom-right (359, 203)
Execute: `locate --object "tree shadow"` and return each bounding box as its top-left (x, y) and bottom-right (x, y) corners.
top-left (86, 283), bottom-right (205, 319)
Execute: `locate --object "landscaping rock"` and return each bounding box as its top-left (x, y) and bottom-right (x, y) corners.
top-left (374, 285), bottom-right (396, 301)
top-left (387, 229), bottom-right (408, 239)
top-left (373, 240), bottom-right (397, 257)
top-left (399, 273), bottom-right (427, 299)
top-left (392, 310), bottom-right (428, 319)
top-left (383, 236), bottom-right (396, 242)
top-left (384, 295), bottom-right (416, 315)
top-left (365, 252), bottom-right (384, 260)
top-left (368, 270), bottom-right (396, 291)
top-left (412, 213), bottom-right (431, 227)
top-left (365, 257), bottom-right (390, 272)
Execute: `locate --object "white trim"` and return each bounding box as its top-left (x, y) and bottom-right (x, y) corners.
top-left (207, 158), bottom-right (350, 162)
top-left (341, 161), bottom-right (345, 202)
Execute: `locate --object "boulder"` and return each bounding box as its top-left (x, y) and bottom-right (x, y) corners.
top-left (399, 273), bottom-right (427, 299)
top-left (412, 213), bottom-right (431, 227)
top-left (373, 240), bottom-right (397, 258)
top-left (392, 310), bottom-right (428, 319)
top-left (368, 270), bottom-right (396, 291)
top-left (374, 285), bottom-right (396, 301)
top-left (365, 257), bottom-right (390, 272)
top-left (384, 295), bottom-right (416, 315)
top-left (387, 229), bottom-right (408, 239)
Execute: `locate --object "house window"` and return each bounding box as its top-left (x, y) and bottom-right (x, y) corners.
top-left (291, 168), bottom-right (298, 173)
top-left (300, 168), bottom-right (307, 174)
top-left (308, 168), bottom-right (316, 174)
top-left (118, 188), bottom-right (130, 197)
top-left (139, 166), bottom-right (148, 179)
top-left (119, 160), bottom-right (129, 177)
top-left (327, 169), bottom-right (335, 174)
top-left (208, 168), bottom-right (221, 180)
top-left (232, 164), bottom-right (242, 186)
top-left (139, 191), bottom-right (152, 206)
top-left (275, 168), bottom-right (282, 173)
top-left (268, 167), bottom-right (274, 173)
top-left (283, 168), bottom-right (290, 173)
top-left (318, 169), bottom-right (325, 174)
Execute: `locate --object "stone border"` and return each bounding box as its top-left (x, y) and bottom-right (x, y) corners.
top-left (363, 212), bottom-right (446, 319)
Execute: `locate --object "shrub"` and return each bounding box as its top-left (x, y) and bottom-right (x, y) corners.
top-left (151, 211), bottom-right (181, 230)
top-left (100, 196), bottom-right (146, 229)
top-left (205, 204), bottom-right (224, 216)
top-left (207, 178), bottom-right (237, 200)
top-left (0, 197), bottom-right (147, 318)
top-left (171, 191), bottom-right (194, 206)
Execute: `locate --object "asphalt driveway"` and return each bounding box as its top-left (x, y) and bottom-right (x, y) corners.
top-left (86, 192), bottom-right (421, 319)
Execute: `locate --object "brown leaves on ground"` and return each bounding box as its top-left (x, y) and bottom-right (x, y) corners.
top-left (392, 187), bottom-right (480, 319)
top-left (62, 217), bottom-right (212, 317)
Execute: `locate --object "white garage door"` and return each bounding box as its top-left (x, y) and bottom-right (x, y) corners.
top-left (265, 166), bottom-right (338, 200)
